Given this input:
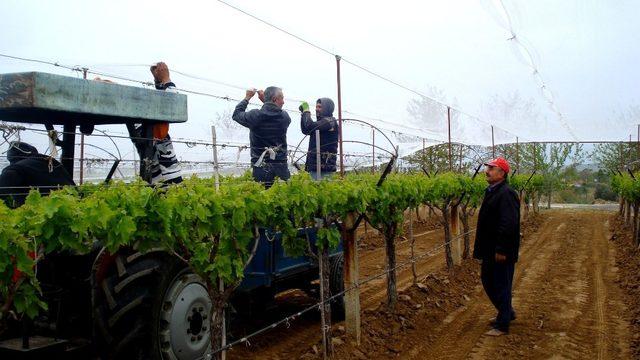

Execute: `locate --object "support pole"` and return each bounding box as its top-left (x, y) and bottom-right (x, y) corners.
top-left (316, 130), bottom-right (333, 357)
top-left (336, 55), bottom-right (344, 177)
top-left (211, 126), bottom-right (225, 360)
top-left (79, 69), bottom-right (88, 184)
top-left (631, 134), bottom-right (635, 170)
top-left (491, 125), bottom-right (495, 159)
top-left (429, 145), bottom-right (433, 174)
top-left (447, 107), bottom-right (452, 172)
top-left (342, 213), bottom-right (361, 345)
top-left (409, 211), bottom-right (417, 284)
top-left (516, 136), bottom-right (520, 173)
top-left (319, 239), bottom-right (333, 358)
top-left (319, 244), bottom-right (328, 358)
top-left (372, 127), bottom-right (375, 174)
top-left (79, 130), bottom-right (85, 184)
top-left (211, 126), bottom-right (220, 191)
top-left (132, 144), bottom-right (138, 177)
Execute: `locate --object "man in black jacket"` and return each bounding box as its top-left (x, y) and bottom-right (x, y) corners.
top-left (233, 86), bottom-right (291, 187)
top-left (299, 98), bottom-right (339, 180)
top-left (473, 157), bottom-right (520, 336)
top-left (0, 142), bottom-right (75, 208)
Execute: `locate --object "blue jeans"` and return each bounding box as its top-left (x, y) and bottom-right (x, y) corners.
top-left (252, 163), bottom-right (290, 188)
top-left (308, 170), bottom-right (333, 181)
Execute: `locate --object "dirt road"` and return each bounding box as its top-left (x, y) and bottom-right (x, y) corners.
top-left (228, 210), bottom-right (635, 359)
top-left (409, 210), bottom-right (632, 359)
top-left (226, 217), bottom-right (448, 359)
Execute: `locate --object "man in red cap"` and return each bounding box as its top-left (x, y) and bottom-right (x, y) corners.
top-left (473, 157), bottom-right (520, 336)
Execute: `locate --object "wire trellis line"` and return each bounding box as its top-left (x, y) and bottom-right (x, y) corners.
top-left (0, 52), bottom-right (523, 144)
top-left (205, 227), bottom-right (476, 357)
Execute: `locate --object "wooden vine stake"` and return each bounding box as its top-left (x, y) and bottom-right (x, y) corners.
top-left (342, 211), bottom-right (361, 345)
top-left (316, 130), bottom-right (333, 359)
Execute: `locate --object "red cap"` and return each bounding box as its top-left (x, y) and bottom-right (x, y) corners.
top-left (484, 157), bottom-right (510, 174)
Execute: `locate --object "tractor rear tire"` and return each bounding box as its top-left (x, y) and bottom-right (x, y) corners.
top-left (92, 249), bottom-right (211, 360)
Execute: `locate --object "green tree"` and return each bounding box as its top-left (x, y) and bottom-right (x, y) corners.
top-left (517, 143), bottom-right (584, 208)
top-left (593, 143), bottom-right (639, 172)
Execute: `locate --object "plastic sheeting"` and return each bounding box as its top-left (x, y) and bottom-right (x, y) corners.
top-left (1, 0), bottom-right (638, 177)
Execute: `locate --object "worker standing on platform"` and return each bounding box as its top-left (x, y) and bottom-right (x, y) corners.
top-left (232, 86), bottom-right (291, 188)
top-left (299, 98), bottom-right (339, 180)
top-left (126, 62), bottom-right (182, 185)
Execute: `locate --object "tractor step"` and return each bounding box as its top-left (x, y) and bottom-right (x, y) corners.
top-left (0, 336), bottom-right (93, 359)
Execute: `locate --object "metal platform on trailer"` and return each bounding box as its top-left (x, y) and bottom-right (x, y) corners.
top-left (0, 71), bottom-right (188, 178)
top-left (0, 71), bottom-right (187, 125)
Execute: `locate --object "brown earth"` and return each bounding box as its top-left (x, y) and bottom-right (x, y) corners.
top-left (609, 216), bottom-right (640, 358)
top-left (226, 213), bottom-right (452, 359)
top-left (357, 212), bottom-right (442, 251)
top-left (227, 210), bottom-right (638, 360)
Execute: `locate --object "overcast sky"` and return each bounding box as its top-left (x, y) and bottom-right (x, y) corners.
top-left (1, 0), bottom-right (639, 167)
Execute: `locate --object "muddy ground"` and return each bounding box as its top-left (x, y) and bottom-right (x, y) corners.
top-left (227, 209), bottom-right (640, 359)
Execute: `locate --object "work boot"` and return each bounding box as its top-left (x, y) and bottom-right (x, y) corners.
top-left (484, 328), bottom-right (508, 336)
top-left (488, 311), bottom-right (516, 326)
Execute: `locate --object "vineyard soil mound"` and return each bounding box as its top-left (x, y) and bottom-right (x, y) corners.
top-left (228, 209), bottom-right (637, 360)
top-left (358, 215), bottom-right (441, 251)
top-left (609, 216), bottom-right (640, 358)
top-left (327, 260), bottom-right (480, 359)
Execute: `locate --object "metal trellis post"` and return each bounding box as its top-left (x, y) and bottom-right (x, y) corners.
top-left (336, 55), bottom-right (344, 177)
top-left (447, 107), bottom-right (452, 172)
top-left (491, 125), bottom-right (495, 159)
top-left (211, 126), bottom-right (225, 360)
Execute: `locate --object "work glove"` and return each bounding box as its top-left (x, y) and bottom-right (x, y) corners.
top-left (299, 101), bottom-right (310, 113)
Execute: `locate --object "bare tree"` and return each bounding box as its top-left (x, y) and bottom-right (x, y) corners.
top-left (480, 91), bottom-right (541, 137)
top-left (211, 109), bottom-right (242, 134)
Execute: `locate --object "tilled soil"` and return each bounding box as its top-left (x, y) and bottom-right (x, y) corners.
top-left (358, 214), bottom-right (441, 251)
top-left (609, 216), bottom-right (640, 358)
top-left (226, 215), bottom-right (450, 359)
top-left (227, 210), bottom-right (637, 360)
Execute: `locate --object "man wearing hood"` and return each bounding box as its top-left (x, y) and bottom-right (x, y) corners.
top-left (233, 86), bottom-right (291, 187)
top-left (299, 98), bottom-right (340, 180)
top-left (0, 141), bottom-right (75, 207)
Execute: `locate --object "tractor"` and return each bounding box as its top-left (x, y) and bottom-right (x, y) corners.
top-left (0, 72), bottom-right (344, 360)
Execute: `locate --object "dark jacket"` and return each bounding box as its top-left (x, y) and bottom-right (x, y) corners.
top-left (232, 99), bottom-right (291, 164)
top-left (0, 150), bottom-right (75, 208)
top-left (301, 98), bottom-right (339, 172)
top-left (473, 180), bottom-right (521, 262)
